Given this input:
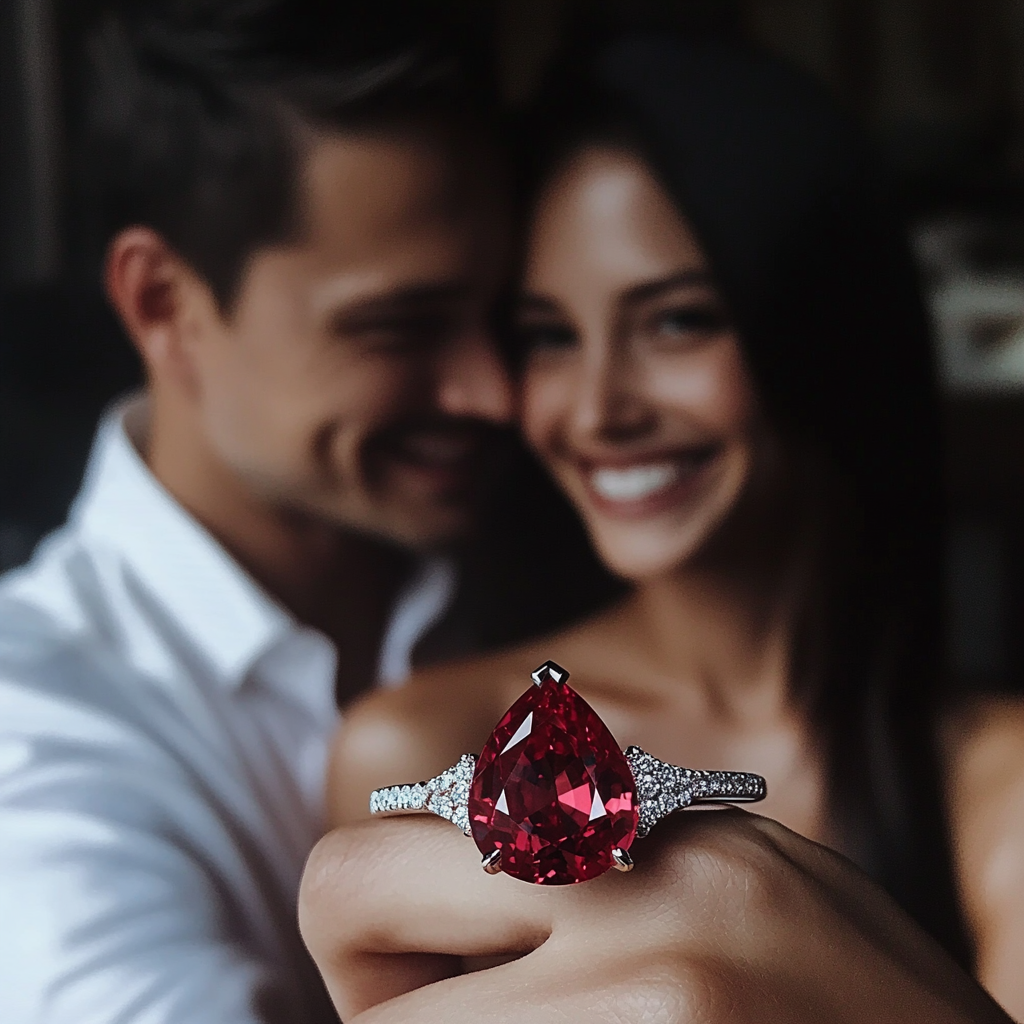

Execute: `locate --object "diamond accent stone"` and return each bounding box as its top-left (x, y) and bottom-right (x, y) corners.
top-left (370, 753), bottom-right (476, 834)
top-left (624, 746), bottom-right (766, 837)
top-left (368, 663), bottom-right (766, 885)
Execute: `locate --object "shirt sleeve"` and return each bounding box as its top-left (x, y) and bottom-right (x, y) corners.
top-left (0, 670), bottom-right (328, 1024)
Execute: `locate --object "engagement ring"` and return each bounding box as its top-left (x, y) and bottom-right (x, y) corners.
top-left (370, 661), bottom-right (766, 885)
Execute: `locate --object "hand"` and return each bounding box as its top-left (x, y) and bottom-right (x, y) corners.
top-left (299, 811), bottom-right (1011, 1024)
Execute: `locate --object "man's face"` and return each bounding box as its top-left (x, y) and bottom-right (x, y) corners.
top-left (187, 128), bottom-right (513, 547)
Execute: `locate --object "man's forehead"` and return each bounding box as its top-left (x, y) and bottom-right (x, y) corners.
top-left (299, 127), bottom-right (507, 243)
top-left (258, 130), bottom-right (510, 312)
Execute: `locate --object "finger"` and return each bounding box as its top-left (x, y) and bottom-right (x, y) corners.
top-left (711, 814), bottom-right (1010, 1021)
top-left (299, 817), bottom-right (557, 1016)
top-left (332, 951), bottom-right (459, 1019)
top-left (728, 813), bottom-right (976, 983)
top-left (738, 813), bottom-right (925, 931)
top-left (352, 946), bottom-right (691, 1024)
top-left (680, 810), bottom-right (906, 937)
top-left (300, 817), bottom-right (557, 954)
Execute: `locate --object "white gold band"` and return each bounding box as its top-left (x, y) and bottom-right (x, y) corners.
top-left (369, 747), bottom-right (766, 839)
top-left (369, 753), bottom-right (476, 834)
top-left (623, 746), bottom-right (766, 837)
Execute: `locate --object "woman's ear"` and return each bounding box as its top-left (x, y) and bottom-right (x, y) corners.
top-left (103, 227), bottom-right (213, 392)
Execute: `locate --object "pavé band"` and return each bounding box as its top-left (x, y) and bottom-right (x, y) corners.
top-left (370, 748), bottom-right (766, 839)
top-left (367, 661), bottom-right (767, 885)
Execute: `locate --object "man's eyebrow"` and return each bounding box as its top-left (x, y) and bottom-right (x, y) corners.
top-left (517, 294), bottom-right (561, 315)
top-left (327, 283), bottom-right (477, 324)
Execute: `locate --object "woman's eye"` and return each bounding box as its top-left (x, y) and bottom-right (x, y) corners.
top-left (518, 323), bottom-right (577, 352)
top-left (656, 307), bottom-right (728, 340)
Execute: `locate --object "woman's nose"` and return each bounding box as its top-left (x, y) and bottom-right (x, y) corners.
top-left (569, 345), bottom-right (655, 445)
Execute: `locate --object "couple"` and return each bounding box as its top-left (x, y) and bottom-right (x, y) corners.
top-left (0, 4), bottom-right (1019, 1024)
top-left (316, 26), bottom-right (1024, 1024)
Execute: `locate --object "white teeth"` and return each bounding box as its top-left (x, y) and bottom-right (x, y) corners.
top-left (590, 463), bottom-right (681, 502)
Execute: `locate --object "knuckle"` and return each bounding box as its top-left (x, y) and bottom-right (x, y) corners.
top-left (612, 977), bottom-right (693, 1024)
top-left (649, 813), bottom-right (794, 915)
top-left (301, 826), bottom-right (365, 900)
top-left (678, 818), bottom-right (766, 876)
top-left (300, 830), bottom-right (345, 906)
top-left (299, 817), bottom-right (476, 947)
top-left (298, 821), bottom-right (408, 945)
top-left (297, 829), bottom-right (357, 947)
top-left (617, 956), bottom-right (728, 1024)
top-left (745, 813), bottom-right (797, 851)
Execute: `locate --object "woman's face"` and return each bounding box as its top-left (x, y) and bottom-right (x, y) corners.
top-left (520, 146), bottom-right (765, 582)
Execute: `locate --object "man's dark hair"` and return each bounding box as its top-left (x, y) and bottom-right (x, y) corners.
top-left (85, 0), bottom-right (498, 308)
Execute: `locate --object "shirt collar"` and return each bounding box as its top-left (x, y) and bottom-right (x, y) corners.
top-left (71, 397), bottom-right (298, 692)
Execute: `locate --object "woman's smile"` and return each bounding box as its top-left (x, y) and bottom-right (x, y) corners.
top-left (575, 446), bottom-right (722, 519)
top-left (521, 146), bottom-right (760, 581)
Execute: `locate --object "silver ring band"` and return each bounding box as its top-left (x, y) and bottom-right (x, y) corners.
top-left (369, 747), bottom-right (766, 839)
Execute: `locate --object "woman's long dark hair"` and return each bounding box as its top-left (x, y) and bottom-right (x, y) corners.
top-left (519, 32), bottom-right (973, 965)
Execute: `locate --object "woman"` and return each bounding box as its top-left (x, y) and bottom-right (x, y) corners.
top-left (327, 31), bottom-right (1024, 1014)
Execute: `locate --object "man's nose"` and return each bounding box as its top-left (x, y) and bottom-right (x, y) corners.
top-left (435, 329), bottom-right (515, 424)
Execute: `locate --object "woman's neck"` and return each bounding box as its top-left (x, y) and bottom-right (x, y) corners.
top-left (622, 491), bottom-right (820, 724)
top-left (629, 570), bottom-right (791, 717)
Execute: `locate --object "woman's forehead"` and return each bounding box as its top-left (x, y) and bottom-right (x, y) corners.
top-left (526, 146), bottom-right (711, 292)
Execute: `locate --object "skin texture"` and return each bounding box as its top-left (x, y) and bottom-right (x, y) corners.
top-left (105, 127), bottom-right (514, 699)
top-left (944, 699), bottom-right (1024, 1020)
top-left (519, 147), bottom-right (768, 582)
top-left (317, 148), bottom-right (1024, 1020)
top-left (299, 813), bottom-right (1011, 1024)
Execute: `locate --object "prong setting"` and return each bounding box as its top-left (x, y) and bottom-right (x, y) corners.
top-left (370, 666), bottom-right (765, 886)
top-left (611, 848), bottom-right (634, 872)
top-left (531, 660), bottom-right (569, 687)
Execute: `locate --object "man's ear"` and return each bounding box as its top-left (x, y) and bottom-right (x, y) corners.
top-left (104, 227), bottom-right (213, 387)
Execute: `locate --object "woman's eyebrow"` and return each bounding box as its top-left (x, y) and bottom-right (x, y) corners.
top-left (519, 271), bottom-right (714, 315)
top-left (619, 270), bottom-right (714, 305)
top-left (517, 271), bottom-right (713, 317)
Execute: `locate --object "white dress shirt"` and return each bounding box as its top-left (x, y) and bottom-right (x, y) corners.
top-left (0, 402), bottom-right (449, 1024)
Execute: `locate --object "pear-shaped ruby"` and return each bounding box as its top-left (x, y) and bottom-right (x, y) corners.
top-left (469, 662), bottom-right (638, 884)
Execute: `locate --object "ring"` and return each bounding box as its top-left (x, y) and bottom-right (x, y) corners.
top-left (370, 661), bottom-right (766, 885)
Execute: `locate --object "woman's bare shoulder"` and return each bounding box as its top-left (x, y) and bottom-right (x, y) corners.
top-left (326, 642), bottom-right (554, 828)
top-left (943, 693), bottom-right (1024, 796)
top-left (326, 605), bottom-right (635, 829)
top-left (943, 693), bottom-right (1024, 847)
top-left (942, 693), bottom-right (1024, 1012)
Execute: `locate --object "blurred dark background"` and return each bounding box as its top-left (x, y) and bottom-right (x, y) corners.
top-left (3, 0), bottom-right (1024, 690)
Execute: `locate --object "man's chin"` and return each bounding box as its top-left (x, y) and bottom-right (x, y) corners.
top-left (331, 502), bottom-right (474, 552)
top-left (270, 491), bottom-right (472, 552)
top-left (386, 507), bottom-right (474, 551)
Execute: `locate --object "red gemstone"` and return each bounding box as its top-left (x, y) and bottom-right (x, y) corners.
top-left (469, 663), bottom-right (638, 885)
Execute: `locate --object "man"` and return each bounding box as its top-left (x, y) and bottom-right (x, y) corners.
top-left (0, 2), bottom-right (512, 1021)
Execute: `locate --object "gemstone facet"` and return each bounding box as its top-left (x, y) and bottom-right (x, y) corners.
top-left (468, 662), bottom-right (638, 884)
